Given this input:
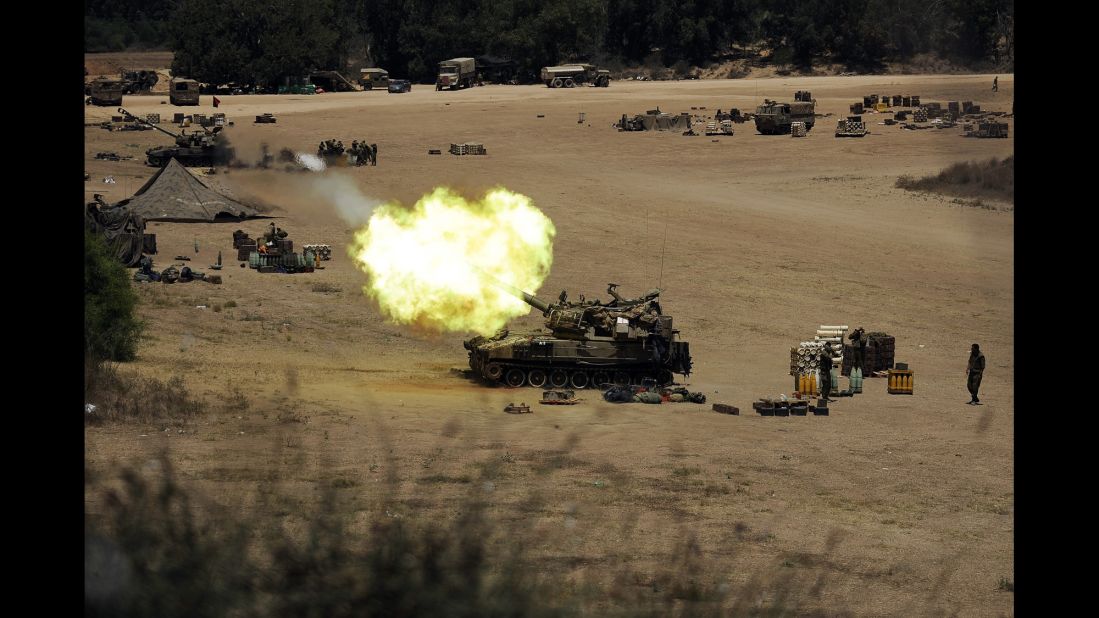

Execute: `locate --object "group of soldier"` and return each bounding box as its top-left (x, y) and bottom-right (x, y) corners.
top-left (350, 140), bottom-right (378, 166)
top-left (318, 139), bottom-right (345, 157)
top-left (316, 139), bottom-right (379, 166)
top-left (812, 327), bottom-right (986, 405)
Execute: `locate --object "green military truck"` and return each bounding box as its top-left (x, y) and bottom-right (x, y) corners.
top-left (540, 64), bottom-right (610, 88)
top-left (169, 78), bottom-right (201, 106)
top-left (85, 78), bottom-right (126, 106)
top-left (359, 68), bottom-right (389, 90)
top-left (436, 58), bottom-right (476, 91)
top-left (754, 99), bottom-right (816, 134)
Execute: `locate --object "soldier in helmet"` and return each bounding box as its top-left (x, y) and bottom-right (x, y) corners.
top-left (370, 143), bottom-right (378, 166)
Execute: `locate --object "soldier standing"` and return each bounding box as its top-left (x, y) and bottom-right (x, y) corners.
top-left (370, 143), bottom-right (378, 166)
top-left (847, 327), bottom-right (867, 373)
top-left (992, 76), bottom-right (998, 92)
top-left (818, 347), bottom-right (833, 402)
top-left (966, 343), bottom-right (986, 404)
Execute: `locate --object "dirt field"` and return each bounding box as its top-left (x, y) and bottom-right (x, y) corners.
top-left (84, 73), bottom-right (1014, 615)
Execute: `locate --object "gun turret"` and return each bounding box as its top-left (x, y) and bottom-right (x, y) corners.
top-left (118, 107), bottom-right (183, 139)
top-left (484, 276), bottom-right (552, 314)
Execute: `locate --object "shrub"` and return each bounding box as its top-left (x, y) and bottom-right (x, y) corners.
top-left (85, 230), bottom-right (143, 363)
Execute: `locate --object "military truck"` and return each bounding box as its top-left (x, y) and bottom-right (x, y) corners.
top-left (436, 58), bottom-right (477, 91)
top-left (754, 99), bottom-right (816, 134)
top-left (119, 69), bottom-right (159, 93)
top-left (169, 78), bottom-right (201, 106)
top-left (118, 107), bottom-right (234, 167)
top-left (359, 68), bottom-right (389, 90)
top-left (85, 78), bottom-right (126, 106)
top-left (540, 64), bottom-right (610, 88)
top-left (464, 279), bottom-right (692, 389)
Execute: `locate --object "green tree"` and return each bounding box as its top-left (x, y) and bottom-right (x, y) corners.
top-left (85, 230), bottom-right (142, 363)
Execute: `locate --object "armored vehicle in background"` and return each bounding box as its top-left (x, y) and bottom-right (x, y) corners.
top-left (436, 57), bottom-right (477, 90)
top-left (169, 78), bottom-right (201, 105)
top-left (359, 68), bottom-right (390, 90)
top-left (120, 69), bottom-right (160, 93)
top-left (464, 281), bottom-right (692, 389)
top-left (540, 64), bottom-right (610, 88)
top-left (86, 78), bottom-right (126, 106)
top-left (754, 99), bottom-right (816, 134)
top-left (118, 108), bottom-right (234, 167)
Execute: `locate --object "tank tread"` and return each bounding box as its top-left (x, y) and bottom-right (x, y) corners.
top-left (472, 361), bottom-right (676, 389)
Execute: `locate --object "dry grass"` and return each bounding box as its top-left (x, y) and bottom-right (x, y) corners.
top-left (84, 363), bottom-right (203, 426)
top-left (85, 448), bottom-right (839, 617)
top-left (896, 155), bottom-right (1014, 204)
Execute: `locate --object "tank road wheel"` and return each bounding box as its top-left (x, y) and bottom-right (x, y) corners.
top-left (505, 368), bottom-right (527, 388)
top-left (551, 77), bottom-right (563, 88)
top-left (592, 371), bottom-right (611, 388)
top-left (564, 78), bottom-right (576, 88)
top-left (656, 370), bottom-right (674, 386)
top-left (484, 363), bottom-right (504, 381)
top-left (527, 368), bottom-right (548, 388)
top-left (612, 372), bottom-right (631, 387)
top-left (569, 372), bottom-right (590, 389)
top-left (549, 369), bottom-right (569, 388)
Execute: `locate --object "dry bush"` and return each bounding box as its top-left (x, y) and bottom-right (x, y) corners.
top-left (896, 155), bottom-right (1014, 204)
top-left (84, 441), bottom-right (845, 617)
top-left (85, 364), bottom-right (203, 425)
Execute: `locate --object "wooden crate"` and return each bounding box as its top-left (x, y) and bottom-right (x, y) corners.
top-left (887, 369), bottom-right (914, 394)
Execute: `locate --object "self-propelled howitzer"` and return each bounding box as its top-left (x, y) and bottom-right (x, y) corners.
top-left (463, 281), bottom-right (692, 389)
top-left (118, 107), bottom-right (234, 167)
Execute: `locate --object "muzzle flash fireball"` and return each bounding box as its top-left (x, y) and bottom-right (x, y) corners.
top-left (349, 187), bottom-right (556, 335)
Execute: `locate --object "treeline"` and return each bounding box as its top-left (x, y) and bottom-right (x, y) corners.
top-left (85, 0), bottom-right (176, 51)
top-left (86, 0), bottom-right (1014, 82)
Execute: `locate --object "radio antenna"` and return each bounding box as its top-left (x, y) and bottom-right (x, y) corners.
top-left (658, 222), bottom-right (668, 288)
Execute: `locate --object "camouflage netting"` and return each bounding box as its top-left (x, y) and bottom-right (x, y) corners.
top-left (85, 197), bottom-right (147, 267)
top-left (114, 158), bottom-right (267, 222)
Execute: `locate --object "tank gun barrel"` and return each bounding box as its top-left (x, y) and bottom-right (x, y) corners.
top-left (117, 107), bottom-right (181, 139)
top-left (474, 268), bottom-right (552, 314)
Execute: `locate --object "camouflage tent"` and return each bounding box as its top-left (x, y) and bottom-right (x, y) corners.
top-left (114, 158), bottom-right (267, 222)
top-left (85, 195), bottom-right (148, 267)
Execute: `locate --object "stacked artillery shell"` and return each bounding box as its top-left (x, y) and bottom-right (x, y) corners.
top-left (790, 340), bottom-right (829, 376)
top-left (815, 325), bottom-right (847, 365)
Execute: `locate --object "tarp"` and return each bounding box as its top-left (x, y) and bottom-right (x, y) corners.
top-left (114, 158), bottom-right (267, 222)
top-left (86, 196), bottom-right (146, 267)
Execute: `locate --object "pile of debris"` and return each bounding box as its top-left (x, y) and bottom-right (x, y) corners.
top-left (602, 384), bottom-right (706, 404)
top-left (94, 151), bottom-right (134, 161)
top-left (133, 256), bottom-right (221, 285)
top-left (963, 121), bottom-right (1008, 138)
top-left (617, 108), bottom-right (692, 132)
top-left (302, 244), bottom-right (333, 261)
top-left (237, 224), bottom-right (319, 274)
top-left (752, 396), bottom-right (828, 416)
top-left (174, 112), bottom-right (228, 128)
top-left (704, 120), bottom-right (734, 135)
top-left (835, 116), bottom-right (868, 137)
top-left (540, 390), bottom-right (579, 405)
top-left (449, 143), bottom-right (486, 155)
